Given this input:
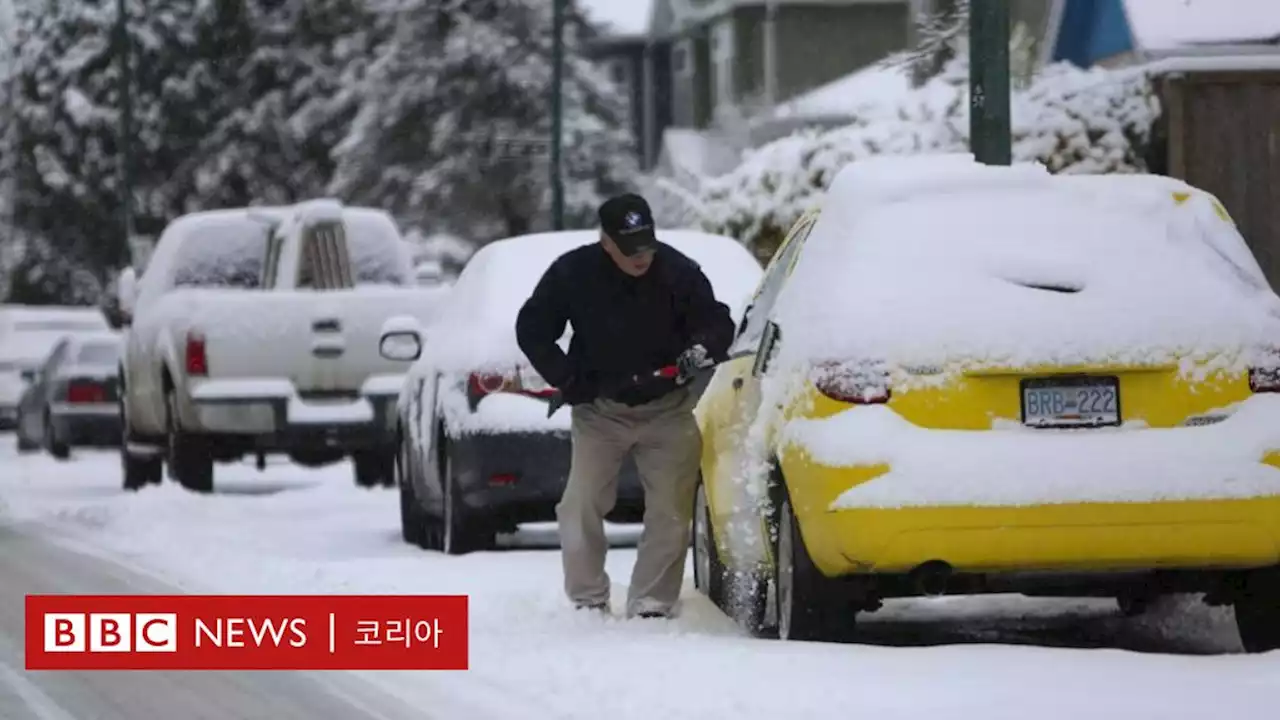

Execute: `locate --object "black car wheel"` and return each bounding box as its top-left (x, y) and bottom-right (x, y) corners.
top-left (353, 447), bottom-right (395, 488)
top-left (440, 441), bottom-right (494, 555)
top-left (166, 391), bottom-right (213, 493)
top-left (1236, 567), bottom-right (1280, 653)
top-left (43, 413), bottom-right (70, 460)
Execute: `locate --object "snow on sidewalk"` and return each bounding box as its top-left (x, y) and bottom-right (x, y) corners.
top-left (1, 446), bottom-right (1276, 719)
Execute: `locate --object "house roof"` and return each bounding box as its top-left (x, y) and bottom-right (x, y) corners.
top-left (1123, 0), bottom-right (1280, 50)
top-left (580, 0), bottom-right (654, 37)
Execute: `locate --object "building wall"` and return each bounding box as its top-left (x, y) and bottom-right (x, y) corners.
top-left (773, 3), bottom-right (909, 105)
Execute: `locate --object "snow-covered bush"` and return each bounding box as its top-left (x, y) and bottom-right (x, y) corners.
top-left (695, 57), bottom-right (1161, 255)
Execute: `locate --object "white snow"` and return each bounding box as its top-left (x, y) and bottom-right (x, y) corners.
top-left (361, 374), bottom-right (410, 397)
top-left (788, 395), bottom-right (1280, 509)
top-left (342, 208), bottom-right (415, 287)
top-left (1, 448), bottom-right (1277, 718)
top-left (696, 58), bottom-right (1160, 250)
top-left (427, 229), bottom-right (762, 374)
top-left (190, 379), bottom-right (295, 401)
top-left (439, 379), bottom-right (571, 436)
top-left (287, 396), bottom-right (375, 425)
top-left (767, 156), bottom-right (1280, 370)
top-left (772, 63), bottom-right (915, 120)
top-left (580, 0), bottom-right (653, 37)
top-left (1144, 55), bottom-right (1280, 74)
top-left (1124, 0), bottom-right (1280, 49)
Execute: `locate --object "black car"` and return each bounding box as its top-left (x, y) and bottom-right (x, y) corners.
top-left (378, 229), bottom-right (761, 555)
top-left (15, 331), bottom-right (123, 458)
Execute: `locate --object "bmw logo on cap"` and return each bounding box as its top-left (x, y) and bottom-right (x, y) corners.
top-left (624, 211), bottom-right (643, 228)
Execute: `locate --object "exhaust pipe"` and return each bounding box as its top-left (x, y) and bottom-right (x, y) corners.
top-left (911, 560), bottom-right (953, 597)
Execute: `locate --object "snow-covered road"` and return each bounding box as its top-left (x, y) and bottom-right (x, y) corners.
top-left (2, 443), bottom-right (1276, 719)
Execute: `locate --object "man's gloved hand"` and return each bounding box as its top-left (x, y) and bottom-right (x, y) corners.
top-left (676, 344), bottom-right (710, 382)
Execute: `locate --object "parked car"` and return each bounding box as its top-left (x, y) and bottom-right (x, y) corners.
top-left (15, 331), bottom-right (123, 457)
top-left (118, 200), bottom-right (449, 493)
top-left (0, 306), bottom-right (110, 430)
top-left (380, 229), bottom-right (763, 554)
top-left (690, 154), bottom-right (1280, 653)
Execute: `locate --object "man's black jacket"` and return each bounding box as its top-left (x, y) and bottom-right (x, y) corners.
top-left (515, 241), bottom-right (735, 407)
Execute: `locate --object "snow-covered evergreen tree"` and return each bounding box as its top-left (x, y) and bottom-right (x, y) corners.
top-left (329, 0), bottom-right (637, 243)
top-left (178, 0), bottom-right (380, 210)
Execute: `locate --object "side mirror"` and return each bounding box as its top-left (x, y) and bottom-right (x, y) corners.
top-left (19, 369), bottom-right (37, 384)
top-left (379, 315), bottom-right (423, 362)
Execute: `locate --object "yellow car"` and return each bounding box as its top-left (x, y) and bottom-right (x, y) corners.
top-left (692, 155), bottom-right (1280, 652)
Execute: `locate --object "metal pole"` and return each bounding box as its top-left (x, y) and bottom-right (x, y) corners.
top-left (550, 0), bottom-right (565, 230)
top-left (968, 0), bottom-right (1011, 165)
top-left (763, 0), bottom-right (778, 106)
top-left (116, 0), bottom-right (134, 259)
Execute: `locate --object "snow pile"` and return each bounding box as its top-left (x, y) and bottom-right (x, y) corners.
top-left (426, 230), bottom-right (763, 374)
top-left (785, 396), bottom-right (1280, 509)
top-left (696, 60), bottom-right (1160, 251)
top-left (769, 157), bottom-right (1280, 371)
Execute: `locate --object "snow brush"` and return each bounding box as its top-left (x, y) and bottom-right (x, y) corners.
top-left (544, 360), bottom-right (717, 418)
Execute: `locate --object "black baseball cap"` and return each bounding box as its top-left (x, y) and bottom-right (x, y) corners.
top-left (599, 193), bottom-right (658, 257)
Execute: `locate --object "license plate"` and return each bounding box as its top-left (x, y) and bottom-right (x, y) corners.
top-left (1021, 376), bottom-right (1120, 428)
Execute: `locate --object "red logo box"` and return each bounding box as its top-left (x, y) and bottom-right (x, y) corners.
top-left (25, 594), bottom-right (468, 671)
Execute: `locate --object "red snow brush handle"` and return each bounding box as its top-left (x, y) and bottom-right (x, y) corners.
top-left (653, 365), bottom-right (679, 379)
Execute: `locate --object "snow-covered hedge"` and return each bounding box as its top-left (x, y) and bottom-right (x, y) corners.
top-left (692, 60), bottom-right (1162, 255)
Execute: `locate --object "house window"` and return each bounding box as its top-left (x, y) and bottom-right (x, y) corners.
top-left (672, 42), bottom-right (690, 76)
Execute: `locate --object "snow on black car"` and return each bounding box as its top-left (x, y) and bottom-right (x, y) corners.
top-left (380, 229), bottom-right (762, 554)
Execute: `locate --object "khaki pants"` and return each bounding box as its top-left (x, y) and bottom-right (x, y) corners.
top-left (557, 387), bottom-right (702, 617)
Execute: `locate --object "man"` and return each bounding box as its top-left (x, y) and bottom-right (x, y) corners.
top-left (515, 193), bottom-right (735, 619)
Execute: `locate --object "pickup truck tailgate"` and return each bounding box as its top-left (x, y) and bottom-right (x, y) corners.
top-left (170, 286), bottom-right (445, 396)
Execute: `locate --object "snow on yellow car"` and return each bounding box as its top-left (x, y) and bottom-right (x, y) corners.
top-left (691, 154), bottom-right (1280, 651)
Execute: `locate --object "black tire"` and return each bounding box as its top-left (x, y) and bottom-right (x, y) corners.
top-left (16, 424), bottom-right (38, 453)
top-left (1235, 567), bottom-right (1280, 653)
top-left (1116, 589), bottom-right (1155, 617)
top-left (397, 437), bottom-right (439, 549)
top-left (774, 487), bottom-right (855, 642)
top-left (692, 478), bottom-right (725, 605)
top-left (165, 391), bottom-right (213, 493)
top-left (440, 441), bottom-right (494, 555)
top-left (122, 446), bottom-right (163, 491)
top-left (43, 414), bottom-right (70, 460)
top-left (353, 448), bottom-right (395, 488)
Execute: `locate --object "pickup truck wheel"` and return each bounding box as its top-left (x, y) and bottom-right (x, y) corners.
top-left (1235, 567), bottom-right (1280, 653)
top-left (43, 413), bottom-right (70, 460)
top-left (166, 391), bottom-right (213, 493)
top-left (441, 443), bottom-right (495, 555)
top-left (353, 448), bottom-right (394, 489)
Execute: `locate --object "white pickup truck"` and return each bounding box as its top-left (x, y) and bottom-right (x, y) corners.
top-left (117, 200), bottom-right (449, 493)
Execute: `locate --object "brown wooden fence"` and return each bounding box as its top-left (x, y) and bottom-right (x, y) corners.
top-left (1157, 68), bottom-right (1280, 289)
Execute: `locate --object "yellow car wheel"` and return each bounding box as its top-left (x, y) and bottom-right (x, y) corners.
top-left (773, 485), bottom-right (857, 642)
top-left (692, 479), bottom-right (724, 604)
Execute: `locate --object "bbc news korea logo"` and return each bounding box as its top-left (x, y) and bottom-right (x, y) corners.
top-left (26, 594), bottom-right (468, 671)
top-left (45, 612), bottom-right (177, 653)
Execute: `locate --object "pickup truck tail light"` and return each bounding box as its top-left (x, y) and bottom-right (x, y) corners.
top-left (185, 333), bottom-right (208, 376)
top-left (66, 381), bottom-right (106, 404)
top-left (812, 359), bottom-right (891, 405)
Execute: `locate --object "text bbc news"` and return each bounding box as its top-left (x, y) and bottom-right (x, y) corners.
top-left (26, 595), bottom-right (468, 671)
